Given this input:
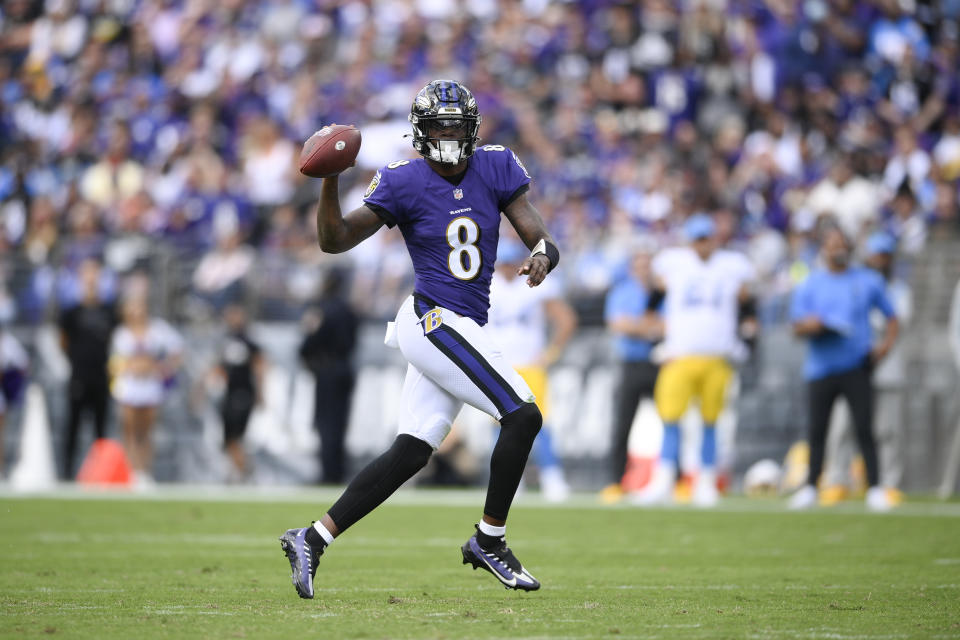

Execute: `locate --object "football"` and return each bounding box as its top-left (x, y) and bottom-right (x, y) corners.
top-left (299, 124), bottom-right (362, 178)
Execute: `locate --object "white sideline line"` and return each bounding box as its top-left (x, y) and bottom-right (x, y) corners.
top-left (747, 630), bottom-right (920, 640)
top-left (601, 584), bottom-right (959, 591)
top-left (7, 583), bottom-right (957, 598)
top-left (2, 485), bottom-right (959, 517)
top-left (25, 532), bottom-right (464, 548)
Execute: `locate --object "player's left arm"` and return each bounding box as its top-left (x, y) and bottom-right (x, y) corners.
top-left (503, 192), bottom-right (558, 287)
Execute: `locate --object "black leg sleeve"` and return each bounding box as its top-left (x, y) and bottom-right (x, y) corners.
top-left (326, 434), bottom-right (432, 533)
top-left (91, 382), bottom-right (109, 440)
top-left (64, 379), bottom-right (85, 479)
top-left (843, 367), bottom-right (880, 487)
top-left (807, 375), bottom-right (839, 487)
top-left (484, 402), bottom-right (542, 521)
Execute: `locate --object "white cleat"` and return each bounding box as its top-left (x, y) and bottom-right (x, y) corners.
top-left (692, 470), bottom-right (719, 508)
top-left (788, 484), bottom-right (817, 510)
top-left (865, 486), bottom-right (893, 512)
top-left (630, 463), bottom-right (676, 506)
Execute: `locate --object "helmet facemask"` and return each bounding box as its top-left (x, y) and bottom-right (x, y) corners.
top-left (413, 116), bottom-right (479, 164)
top-left (409, 80), bottom-right (482, 164)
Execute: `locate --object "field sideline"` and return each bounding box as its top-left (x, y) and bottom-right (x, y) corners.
top-left (2, 488), bottom-right (959, 639)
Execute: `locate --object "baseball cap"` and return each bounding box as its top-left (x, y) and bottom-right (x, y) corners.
top-left (866, 231), bottom-right (896, 255)
top-left (684, 214), bottom-right (715, 241)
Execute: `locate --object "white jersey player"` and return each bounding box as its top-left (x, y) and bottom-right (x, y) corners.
top-left (636, 214), bottom-right (756, 507)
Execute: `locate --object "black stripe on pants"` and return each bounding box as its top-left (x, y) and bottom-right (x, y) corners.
top-left (806, 363), bottom-right (879, 488)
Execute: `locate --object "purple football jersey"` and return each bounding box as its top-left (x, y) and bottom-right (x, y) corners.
top-left (363, 145), bottom-right (531, 325)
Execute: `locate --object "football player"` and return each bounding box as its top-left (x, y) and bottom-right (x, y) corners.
top-left (280, 80), bottom-right (559, 597)
top-left (633, 214), bottom-right (756, 507)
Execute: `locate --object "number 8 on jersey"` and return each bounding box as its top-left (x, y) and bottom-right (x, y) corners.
top-left (447, 217), bottom-right (481, 280)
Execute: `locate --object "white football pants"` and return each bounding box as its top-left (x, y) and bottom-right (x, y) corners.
top-left (386, 295), bottom-right (534, 450)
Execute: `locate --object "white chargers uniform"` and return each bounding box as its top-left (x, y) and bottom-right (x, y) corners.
top-left (651, 246), bottom-right (755, 425)
top-left (653, 247), bottom-right (756, 363)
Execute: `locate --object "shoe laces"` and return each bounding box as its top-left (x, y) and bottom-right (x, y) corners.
top-left (481, 537), bottom-right (522, 573)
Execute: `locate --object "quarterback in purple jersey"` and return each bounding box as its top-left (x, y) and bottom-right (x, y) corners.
top-left (280, 79), bottom-right (560, 597)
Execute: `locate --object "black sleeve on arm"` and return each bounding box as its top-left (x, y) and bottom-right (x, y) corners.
top-left (364, 202), bottom-right (397, 228)
top-left (646, 288), bottom-right (665, 312)
top-left (499, 183), bottom-right (530, 211)
top-left (738, 296), bottom-right (757, 322)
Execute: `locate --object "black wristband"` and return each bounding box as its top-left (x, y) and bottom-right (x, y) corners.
top-left (738, 297), bottom-right (757, 321)
top-left (531, 239), bottom-right (560, 272)
top-left (543, 240), bottom-right (560, 272)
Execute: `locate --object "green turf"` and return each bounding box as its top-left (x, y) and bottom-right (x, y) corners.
top-left (1, 490), bottom-right (959, 639)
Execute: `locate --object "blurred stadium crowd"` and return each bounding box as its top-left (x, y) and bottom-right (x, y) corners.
top-left (1, 0), bottom-right (959, 326)
top-left (2, 0), bottom-right (960, 488)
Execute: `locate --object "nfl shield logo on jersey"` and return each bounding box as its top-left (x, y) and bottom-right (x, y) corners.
top-left (453, 188), bottom-right (463, 200)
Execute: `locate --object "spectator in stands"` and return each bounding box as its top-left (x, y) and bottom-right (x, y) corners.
top-left (1, 0), bottom-right (960, 487)
top-left (883, 126), bottom-right (932, 199)
top-left (929, 181), bottom-right (960, 238)
top-left (299, 269), bottom-right (358, 484)
top-left (79, 121), bottom-right (144, 212)
top-left (110, 295), bottom-right (183, 486)
top-left (882, 183), bottom-right (928, 254)
top-left (58, 257), bottom-right (117, 480)
top-left (241, 116), bottom-right (297, 243)
top-left (806, 155), bottom-right (881, 241)
top-left (28, 0), bottom-right (88, 64)
top-left (191, 222), bottom-right (255, 318)
top-left (933, 114), bottom-right (960, 181)
top-left (789, 226), bottom-right (900, 511)
top-left (209, 303), bottom-right (264, 483)
top-left (601, 243), bottom-right (663, 503)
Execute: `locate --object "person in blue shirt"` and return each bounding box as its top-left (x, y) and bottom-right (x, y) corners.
top-left (601, 245), bottom-right (662, 502)
top-left (789, 225), bottom-right (900, 511)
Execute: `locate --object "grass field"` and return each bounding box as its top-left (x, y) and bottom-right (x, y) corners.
top-left (1, 489), bottom-right (959, 639)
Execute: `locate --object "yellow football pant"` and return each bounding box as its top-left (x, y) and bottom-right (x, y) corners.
top-left (654, 356), bottom-right (733, 424)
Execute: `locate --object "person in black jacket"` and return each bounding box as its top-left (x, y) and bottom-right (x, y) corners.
top-left (58, 258), bottom-right (117, 479)
top-left (299, 269), bottom-right (358, 484)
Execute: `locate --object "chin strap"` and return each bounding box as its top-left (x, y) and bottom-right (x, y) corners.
top-left (529, 238), bottom-right (560, 272)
